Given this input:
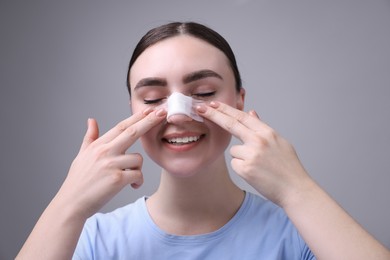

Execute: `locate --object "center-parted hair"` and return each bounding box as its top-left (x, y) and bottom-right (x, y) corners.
top-left (126, 22), bottom-right (242, 96)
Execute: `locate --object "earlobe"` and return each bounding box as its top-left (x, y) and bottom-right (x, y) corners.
top-left (236, 87), bottom-right (246, 111)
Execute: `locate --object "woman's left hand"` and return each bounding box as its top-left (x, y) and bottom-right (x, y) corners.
top-left (196, 101), bottom-right (312, 208)
top-left (197, 101), bottom-right (390, 259)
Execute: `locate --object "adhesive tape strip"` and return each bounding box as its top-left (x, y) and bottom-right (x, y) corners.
top-left (166, 92), bottom-right (204, 122)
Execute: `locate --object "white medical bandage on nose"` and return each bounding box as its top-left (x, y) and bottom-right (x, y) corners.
top-left (166, 92), bottom-right (204, 122)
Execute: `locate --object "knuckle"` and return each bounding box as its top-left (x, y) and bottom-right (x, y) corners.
top-left (205, 107), bottom-right (217, 118)
top-left (133, 153), bottom-right (143, 166)
top-left (241, 163), bottom-right (255, 179)
top-left (253, 134), bottom-right (269, 147)
top-left (115, 121), bottom-right (128, 133)
top-left (82, 135), bottom-right (94, 145)
top-left (253, 128), bottom-right (277, 147)
top-left (235, 112), bottom-right (247, 124)
top-left (110, 170), bottom-right (124, 185)
top-left (141, 114), bottom-right (158, 130)
top-left (91, 145), bottom-right (110, 160)
top-left (264, 128), bottom-right (277, 141)
top-left (102, 157), bottom-right (115, 169)
top-left (125, 126), bottom-right (138, 138)
top-left (145, 112), bottom-right (158, 123)
top-left (131, 169), bottom-right (143, 180)
top-left (224, 118), bottom-right (238, 132)
top-left (126, 169), bottom-right (143, 186)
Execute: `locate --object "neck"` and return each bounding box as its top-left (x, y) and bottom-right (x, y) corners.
top-left (146, 155), bottom-right (245, 235)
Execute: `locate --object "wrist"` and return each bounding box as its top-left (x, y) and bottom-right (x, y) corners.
top-left (278, 175), bottom-right (319, 211)
top-left (49, 191), bottom-right (90, 225)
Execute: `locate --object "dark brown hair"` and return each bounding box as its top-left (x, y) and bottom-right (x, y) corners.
top-left (126, 22), bottom-right (242, 96)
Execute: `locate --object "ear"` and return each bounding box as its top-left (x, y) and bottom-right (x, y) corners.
top-left (236, 87), bottom-right (246, 111)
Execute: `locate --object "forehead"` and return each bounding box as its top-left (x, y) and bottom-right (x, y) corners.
top-left (129, 35), bottom-right (231, 86)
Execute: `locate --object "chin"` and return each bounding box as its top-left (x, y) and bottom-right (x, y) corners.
top-left (159, 157), bottom-right (208, 177)
top-left (158, 152), bottom-right (228, 179)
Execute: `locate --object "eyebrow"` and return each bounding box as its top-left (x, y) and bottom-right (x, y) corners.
top-left (182, 69), bottom-right (223, 84)
top-left (134, 69), bottom-right (223, 91)
top-left (134, 78), bottom-right (167, 90)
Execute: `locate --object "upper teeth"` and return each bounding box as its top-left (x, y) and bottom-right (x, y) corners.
top-left (167, 136), bottom-right (200, 144)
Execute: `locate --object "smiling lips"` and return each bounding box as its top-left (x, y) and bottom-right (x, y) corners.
top-left (166, 135), bottom-right (201, 145)
top-left (162, 131), bottom-right (206, 152)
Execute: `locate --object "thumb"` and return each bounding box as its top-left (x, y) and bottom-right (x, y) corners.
top-left (79, 118), bottom-right (99, 152)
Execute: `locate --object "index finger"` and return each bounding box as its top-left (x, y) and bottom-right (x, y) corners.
top-left (196, 102), bottom-right (269, 142)
top-left (195, 103), bottom-right (251, 142)
top-left (96, 107), bottom-right (154, 145)
top-left (108, 108), bottom-right (167, 154)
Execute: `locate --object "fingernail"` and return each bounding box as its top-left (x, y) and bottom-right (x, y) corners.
top-left (249, 110), bottom-right (260, 119)
top-left (155, 108), bottom-right (167, 117)
top-left (209, 101), bottom-right (219, 108)
top-left (196, 104), bottom-right (207, 113)
top-left (86, 118), bottom-right (91, 129)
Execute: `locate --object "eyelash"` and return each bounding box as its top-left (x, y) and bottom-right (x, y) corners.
top-left (193, 91), bottom-right (216, 99)
top-left (143, 92), bottom-right (216, 105)
top-left (143, 98), bottom-right (164, 105)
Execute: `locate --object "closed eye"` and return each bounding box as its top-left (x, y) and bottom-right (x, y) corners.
top-left (144, 98), bottom-right (165, 105)
top-left (193, 91), bottom-right (216, 99)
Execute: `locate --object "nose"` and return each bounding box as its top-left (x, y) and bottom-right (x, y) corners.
top-left (167, 114), bottom-right (193, 124)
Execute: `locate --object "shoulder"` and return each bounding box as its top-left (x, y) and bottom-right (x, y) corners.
top-left (238, 192), bottom-right (315, 259)
top-left (238, 193), bottom-right (297, 240)
top-left (230, 191), bottom-right (292, 237)
top-left (244, 192), bottom-right (301, 233)
top-left (73, 197), bottom-right (148, 259)
top-left (83, 196), bottom-right (146, 236)
top-left (244, 192), bottom-right (287, 220)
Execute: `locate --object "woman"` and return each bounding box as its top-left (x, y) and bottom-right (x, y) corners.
top-left (17, 22), bottom-right (390, 259)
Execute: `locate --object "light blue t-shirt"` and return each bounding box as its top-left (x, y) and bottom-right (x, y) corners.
top-left (73, 192), bottom-right (315, 259)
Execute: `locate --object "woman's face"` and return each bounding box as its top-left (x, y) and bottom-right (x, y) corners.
top-left (129, 35), bottom-right (244, 177)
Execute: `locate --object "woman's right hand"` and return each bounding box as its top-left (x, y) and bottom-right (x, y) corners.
top-left (17, 108), bottom-right (167, 260)
top-left (56, 107), bottom-right (167, 220)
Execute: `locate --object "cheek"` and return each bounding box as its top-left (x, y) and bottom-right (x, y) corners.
top-left (216, 90), bottom-right (241, 108)
top-left (140, 125), bottom-right (159, 145)
top-left (130, 100), bottom-right (144, 114)
top-left (208, 122), bottom-right (232, 150)
top-left (139, 125), bottom-right (163, 161)
top-left (139, 134), bottom-right (156, 163)
top-left (140, 135), bottom-right (152, 154)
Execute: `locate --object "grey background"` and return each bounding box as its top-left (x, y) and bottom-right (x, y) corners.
top-left (1, 0), bottom-right (389, 258)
